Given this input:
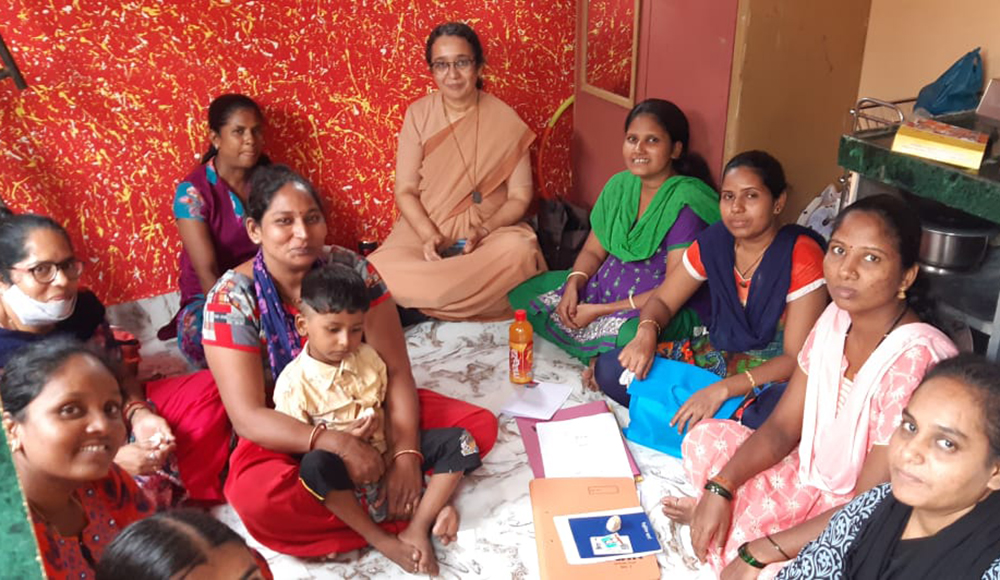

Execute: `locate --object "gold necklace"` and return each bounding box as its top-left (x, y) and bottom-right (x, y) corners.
top-left (442, 91), bottom-right (481, 203)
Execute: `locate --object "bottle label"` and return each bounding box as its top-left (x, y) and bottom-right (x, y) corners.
top-left (510, 340), bottom-right (533, 383)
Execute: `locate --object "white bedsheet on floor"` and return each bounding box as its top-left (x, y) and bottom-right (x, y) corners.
top-left (142, 319), bottom-right (712, 579)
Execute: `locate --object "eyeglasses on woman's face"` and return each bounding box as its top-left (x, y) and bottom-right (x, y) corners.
top-left (11, 258), bottom-right (84, 284)
top-left (430, 58), bottom-right (475, 75)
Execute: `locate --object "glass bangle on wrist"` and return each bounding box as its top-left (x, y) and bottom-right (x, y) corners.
top-left (123, 401), bottom-right (153, 429)
top-left (738, 542), bottom-right (767, 569)
top-left (711, 474), bottom-right (735, 491)
top-left (703, 480), bottom-right (734, 501)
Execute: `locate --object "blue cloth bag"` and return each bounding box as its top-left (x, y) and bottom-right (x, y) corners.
top-left (915, 47), bottom-right (983, 116)
top-left (624, 358), bottom-right (743, 458)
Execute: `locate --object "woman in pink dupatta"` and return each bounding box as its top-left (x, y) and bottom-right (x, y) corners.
top-left (368, 22), bottom-right (545, 321)
top-left (660, 195), bottom-right (958, 579)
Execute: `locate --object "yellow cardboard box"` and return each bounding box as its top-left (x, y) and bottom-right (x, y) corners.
top-left (891, 118), bottom-right (988, 170)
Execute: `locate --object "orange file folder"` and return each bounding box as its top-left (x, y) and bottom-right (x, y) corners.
top-left (529, 477), bottom-right (660, 579)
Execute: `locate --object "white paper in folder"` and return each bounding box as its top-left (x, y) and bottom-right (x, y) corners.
top-left (535, 413), bottom-right (634, 479)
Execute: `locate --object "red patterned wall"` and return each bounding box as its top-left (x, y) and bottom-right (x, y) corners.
top-left (585, 0), bottom-right (634, 97)
top-left (0, 1), bottom-right (575, 304)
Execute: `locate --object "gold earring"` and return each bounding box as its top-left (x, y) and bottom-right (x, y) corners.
top-left (9, 438), bottom-right (21, 453)
top-left (898, 288), bottom-right (907, 300)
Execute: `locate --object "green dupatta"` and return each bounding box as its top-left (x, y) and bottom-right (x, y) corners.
top-left (590, 172), bottom-right (720, 262)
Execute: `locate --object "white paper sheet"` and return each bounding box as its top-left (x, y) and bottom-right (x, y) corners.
top-left (499, 381), bottom-right (573, 420)
top-left (535, 413), bottom-right (634, 478)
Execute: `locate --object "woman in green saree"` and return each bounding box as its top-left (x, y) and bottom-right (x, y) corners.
top-left (510, 99), bottom-right (719, 383)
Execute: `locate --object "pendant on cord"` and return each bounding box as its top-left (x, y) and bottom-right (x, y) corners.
top-left (472, 190), bottom-right (482, 204)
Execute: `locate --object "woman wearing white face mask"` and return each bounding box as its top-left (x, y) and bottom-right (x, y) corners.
top-left (0, 260), bottom-right (78, 324)
top-left (0, 210), bottom-right (98, 361)
top-left (0, 208), bottom-right (184, 507)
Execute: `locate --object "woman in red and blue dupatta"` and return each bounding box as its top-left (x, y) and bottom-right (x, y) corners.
top-left (599, 151), bottom-right (829, 432)
top-left (200, 164), bottom-right (498, 561)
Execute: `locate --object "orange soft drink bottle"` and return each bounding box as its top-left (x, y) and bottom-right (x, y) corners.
top-left (509, 309), bottom-right (533, 383)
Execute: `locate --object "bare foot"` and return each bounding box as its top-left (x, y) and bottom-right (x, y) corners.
top-left (398, 526), bottom-right (439, 576)
top-left (431, 505), bottom-right (460, 545)
top-left (372, 535), bottom-right (422, 574)
top-left (661, 495), bottom-right (696, 525)
top-left (582, 358), bottom-right (599, 391)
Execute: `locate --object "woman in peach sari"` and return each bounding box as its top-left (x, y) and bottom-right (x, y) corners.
top-left (368, 22), bottom-right (545, 321)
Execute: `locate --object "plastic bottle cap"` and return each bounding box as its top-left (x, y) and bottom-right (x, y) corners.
top-left (514, 309), bottom-right (527, 321)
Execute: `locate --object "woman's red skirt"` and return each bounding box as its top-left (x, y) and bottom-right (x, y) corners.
top-left (224, 388), bottom-right (498, 557)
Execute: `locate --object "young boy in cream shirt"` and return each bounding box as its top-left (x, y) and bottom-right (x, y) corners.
top-left (273, 262), bottom-right (483, 575)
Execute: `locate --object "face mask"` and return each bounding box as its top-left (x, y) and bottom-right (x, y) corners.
top-left (1, 283), bottom-right (77, 327)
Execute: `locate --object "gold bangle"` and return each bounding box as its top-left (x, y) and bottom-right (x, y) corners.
top-left (638, 319), bottom-right (661, 337)
top-left (745, 369), bottom-right (756, 389)
top-left (392, 449), bottom-right (425, 464)
top-left (765, 533), bottom-right (792, 560)
top-left (628, 291), bottom-right (637, 310)
top-left (308, 423), bottom-right (327, 451)
top-left (567, 271), bottom-right (588, 282)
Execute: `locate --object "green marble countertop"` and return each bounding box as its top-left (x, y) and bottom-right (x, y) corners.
top-left (838, 112), bottom-right (1000, 225)
top-left (0, 426), bottom-right (45, 579)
